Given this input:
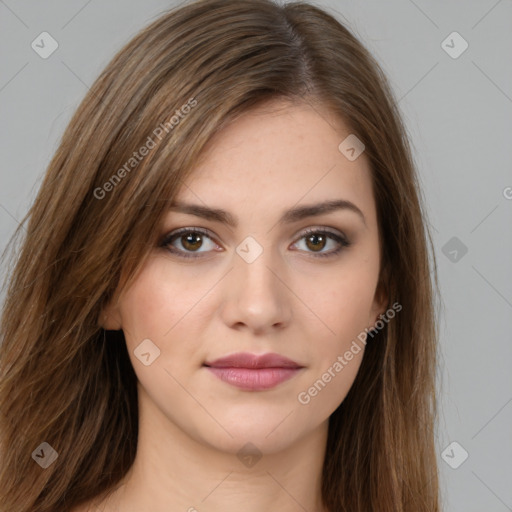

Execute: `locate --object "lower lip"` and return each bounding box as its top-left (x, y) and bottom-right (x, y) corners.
top-left (204, 366), bottom-right (302, 391)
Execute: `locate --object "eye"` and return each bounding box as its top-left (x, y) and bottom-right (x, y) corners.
top-left (291, 228), bottom-right (351, 258)
top-left (160, 226), bottom-right (351, 259)
top-left (160, 227), bottom-right (220, 259)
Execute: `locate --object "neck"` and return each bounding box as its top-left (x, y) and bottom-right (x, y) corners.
top-left (98, 386), bottom-right (330, 512)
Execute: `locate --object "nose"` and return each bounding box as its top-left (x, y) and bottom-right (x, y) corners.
top-left (218, 242), bottom-right (292, 335)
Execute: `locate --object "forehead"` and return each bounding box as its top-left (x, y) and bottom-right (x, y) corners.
top-left (175, 99), bottom-right (376, 226)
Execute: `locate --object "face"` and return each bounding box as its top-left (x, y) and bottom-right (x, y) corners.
top-left (103, 98), bottom-right (387, 455)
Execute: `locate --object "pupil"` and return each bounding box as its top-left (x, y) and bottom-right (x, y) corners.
top-left (179, 233), bottom-right (328, 253)
top-left (307, 234), bottom-right (325, 251)
top-left (183, 233), bottom-right (202, 250)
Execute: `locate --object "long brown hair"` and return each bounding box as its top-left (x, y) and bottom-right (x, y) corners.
top-left (0, 0), bottom-right (441, 510)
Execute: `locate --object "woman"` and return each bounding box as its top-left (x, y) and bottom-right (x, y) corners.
top-left (0, 0), bottom-right (441, 510)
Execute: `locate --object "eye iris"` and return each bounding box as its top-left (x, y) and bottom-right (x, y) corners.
top-left (306, 233), bottom-right (326, 252)
top-left (182, 232), bottom-right (203, 251)
top-left (173, 231), bottom-right (334, 253)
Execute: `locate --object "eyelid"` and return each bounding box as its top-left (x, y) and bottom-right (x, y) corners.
top-left (160, 227), bottom-right (221, 254)
top-left (290, 226), bottom-right (351, 258)
top-left (297, 226), bottom-right (348, 242)
top-left (160, 225), bottom-right (350, 258)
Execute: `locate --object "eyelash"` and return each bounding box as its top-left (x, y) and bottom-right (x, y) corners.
top-left (160, 227), bottom-right (351, 259)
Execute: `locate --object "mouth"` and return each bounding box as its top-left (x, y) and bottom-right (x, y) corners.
top-left (203, 352), bottom-right (304, 391)
top-left (203, 366), bottom-right (303, 391)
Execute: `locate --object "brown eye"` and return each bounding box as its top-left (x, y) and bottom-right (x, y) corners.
top-left (305, 233), bottom-right (327, 252)
top-left (292, 229), bottom-right (351, 258)
top-left (161, 228), bottom-right (219, 258)
top-left (181, 232), bottom-right (203, 251)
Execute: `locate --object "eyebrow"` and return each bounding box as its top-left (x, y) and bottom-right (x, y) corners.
top-left (167, 199), bottom-right (366, 228)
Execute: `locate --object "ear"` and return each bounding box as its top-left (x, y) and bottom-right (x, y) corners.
top-left (368, 276), bottom-right (389, 329)
top-left (98, 297), bottom-right (122, 331)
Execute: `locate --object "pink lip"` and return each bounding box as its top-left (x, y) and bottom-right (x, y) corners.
top-left (203, 352), bottom-right (304, 391)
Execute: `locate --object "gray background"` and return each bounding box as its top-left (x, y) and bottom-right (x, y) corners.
top-left (1, 1), bottom-right (511, 510)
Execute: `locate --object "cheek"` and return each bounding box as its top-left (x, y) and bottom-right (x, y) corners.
top-left (301, 268), bottom-right (378, 343)
top-left (295, 262), bottom-right (377, 404)
top-left (118, 260), bottom-right (207, 344)
top-left (295, 283), bottom-right (370, 413)
top-left (296, 335), bottom-right (365, 417)
top-left (117, 264), bottom-right (209, 399)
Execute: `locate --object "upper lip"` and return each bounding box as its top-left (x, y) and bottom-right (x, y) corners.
top-left (204, 352), bottom-right (303, 369)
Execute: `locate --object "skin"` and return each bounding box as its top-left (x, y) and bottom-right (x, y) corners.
top-left (82, 98), bottom-right (387, 512)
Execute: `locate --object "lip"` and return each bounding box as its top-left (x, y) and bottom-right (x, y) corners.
top-left (204, 352), bottom-right (303, 369)
top-left (203, 352), bottom-right (304, 391)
